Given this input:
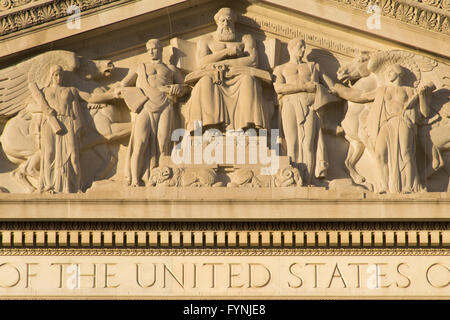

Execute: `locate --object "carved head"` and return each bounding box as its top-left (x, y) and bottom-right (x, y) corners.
top-left (337, 51), bottom-right (371, 85)
top-left (77, 57), bottom-right (114, 80)
top-left (146, 39), bottom-right (162, 61)
top-left (47, 64), bottom-right (63, 87)
top-left (385, 63), bottom-right (404, 84)
top-left (214, 7), bottom-right (236, 41)
top-left (150, 166), bottom-right (173, 185)
top-left (288, 38), bottom-right (306, 61)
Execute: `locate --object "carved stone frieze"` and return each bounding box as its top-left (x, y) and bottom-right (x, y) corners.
top-left (0, 0), bottom-right (123, 36)
top-left (239, 11), bottom-right (363, 58)
top-left (0, 1), bottom-right (448, 301)
top-left (0, 0), bottom-right (448, 39)
top-left (333, 50), bottom-right (450, 193)
top-left (0, 0), bottom-right (41, 12)
top-left (330, 0), bottom-right (450, 34)
top-left (0, 6), bottom-right (449, 195)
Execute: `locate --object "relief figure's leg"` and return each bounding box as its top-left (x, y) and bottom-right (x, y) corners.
top-left (398, 121), bottom-right (417, 192)
top-left (40, 122), bottom-right (56, 192)
top-left (25, 150), bottom-right (41, 177)
top-left (188, 76), bottom-right (226, 131)
top-left (345, 138), bottom-right (366, 185)
top-left (374, 128), bottom-right (389, 193)
top-left (281, 103), bottom-right (298, 167)
top-left (157, 105), bottom-right (173, 157)
top-left (302, 109), bottom-right (316, 186)
top-left (235, 75), bottom-right (263, 129)
top-left (418, 126), bottom-right (443, 179)
top-left (130, 111), bottom-right (151, 186)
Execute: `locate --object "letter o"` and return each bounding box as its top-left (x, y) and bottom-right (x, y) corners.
top-left (426, 263), bottom-right (450, 288)
top-left (0, 263), bottom-right (21, 288)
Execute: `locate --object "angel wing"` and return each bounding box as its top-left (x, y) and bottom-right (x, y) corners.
top-left (0, 50), bottom-right (80, 120)
top-left (0, 64), bottom-right (29, 118)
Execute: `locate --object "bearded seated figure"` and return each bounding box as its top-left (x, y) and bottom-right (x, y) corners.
top-left (184, 7), bottom-right (270, 133)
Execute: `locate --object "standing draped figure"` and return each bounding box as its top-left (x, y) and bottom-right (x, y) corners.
top-left (332, 64), bottom-right (435, 193)
top-left (37, 65), bottom-right (84, 193)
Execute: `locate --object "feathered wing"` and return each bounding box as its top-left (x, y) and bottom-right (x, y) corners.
top-left (0, 64), bottom-right (30, 119)
top-left (0, 50), bottom-right (79, 119)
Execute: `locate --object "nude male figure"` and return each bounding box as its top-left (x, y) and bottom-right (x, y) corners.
top-left (119, 39), bottom-right (188, 186)
top-left (273, 38), bottom-right (334, 185)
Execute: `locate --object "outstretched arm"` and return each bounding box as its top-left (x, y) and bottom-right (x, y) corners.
top-left (167, 65), bottom-right (191, 97)
top-left (28, 82), bottom-right (54, 116)
top-left (120, 68), bottom-right (138, 87)
top-left (317, 64), bottom-right (334, 89)
top-left (77, 88), bottom-right (118, 104)
top-left (331, 83), bottom-right (376, 103)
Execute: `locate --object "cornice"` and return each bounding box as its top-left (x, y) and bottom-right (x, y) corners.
top-left (0, 0), bottom-right (448, 40)
top-left (0, 0), bottom-right (127, 37)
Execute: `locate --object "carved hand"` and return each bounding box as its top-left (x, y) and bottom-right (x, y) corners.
top-left (227, 44), bottom-right (243, 58)
top-left (159, 85), bottom-right (171, 94)
top-left (427, 113), bottom-right (441, 125)
top-left (47, 108), bottom-right (57, 117)
top-left (170, 84), bottom-right (182, 96)
top-left (113, 87), bottom-right (122, 99)
top-left (305, 82), bottom-right (316, 93)
top-left (419, 82), bottom-right (436, 97)
top-left (329, 83), bottom-right (345, 97)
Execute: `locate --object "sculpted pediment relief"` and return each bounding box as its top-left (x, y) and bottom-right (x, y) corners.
top-left (0, 5), bottom-right (449, 197)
